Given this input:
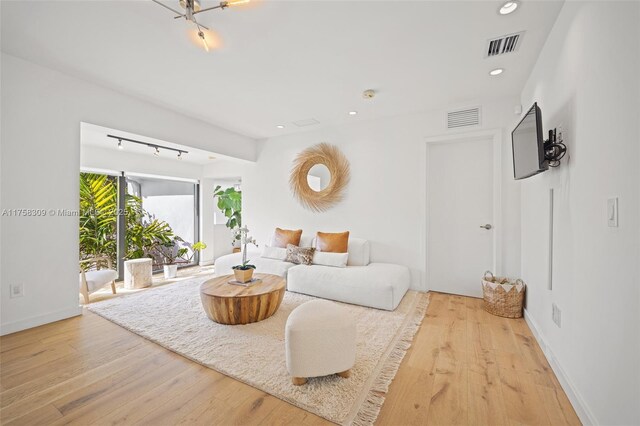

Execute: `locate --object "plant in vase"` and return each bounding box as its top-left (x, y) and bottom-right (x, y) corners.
top-left (231, 227), bottom-right (258, 283)
top-left (157, 239), bottom-right (207, 279)
top-left (232, 260), bottom-right (256, 283)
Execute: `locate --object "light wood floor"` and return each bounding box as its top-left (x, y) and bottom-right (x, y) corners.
top-left (0, 292), bottom-right (580, 425)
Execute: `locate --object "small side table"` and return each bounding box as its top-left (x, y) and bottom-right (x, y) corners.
top-left (124, 258), bottom-right (153, 289)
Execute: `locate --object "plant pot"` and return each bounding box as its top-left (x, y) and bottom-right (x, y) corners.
top-left (233, 268), bottom-right (254, 283)
top-left (163, 264), bottom-right (178, 279)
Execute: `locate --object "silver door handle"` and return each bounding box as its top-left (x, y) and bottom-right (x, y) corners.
top-left (480, 224), bottom-right (492, 230)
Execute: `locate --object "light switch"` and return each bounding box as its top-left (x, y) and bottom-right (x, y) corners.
top-left (607, 198), bottom-right (618, 227)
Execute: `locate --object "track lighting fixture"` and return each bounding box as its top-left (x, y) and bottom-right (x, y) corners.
top-left (108, 135), bottom-right (189, 160)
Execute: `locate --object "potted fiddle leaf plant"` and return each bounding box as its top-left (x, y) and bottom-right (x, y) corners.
top-left (214, 185), bottom-right (242, 248)
top-left (231, 227), bottom-right (258, 283)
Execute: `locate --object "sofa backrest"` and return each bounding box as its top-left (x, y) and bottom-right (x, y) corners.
top-left (345, 238), bottom-right (370, 266)
top-left (309, 236), bottom-right (370, 266)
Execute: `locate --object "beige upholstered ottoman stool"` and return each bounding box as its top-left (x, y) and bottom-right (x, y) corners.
top-left (285, 299), bottom-right (356, 385)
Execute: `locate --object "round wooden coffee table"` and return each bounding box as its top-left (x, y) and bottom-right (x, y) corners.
top-left (200, 273), bottom-right (286, 325)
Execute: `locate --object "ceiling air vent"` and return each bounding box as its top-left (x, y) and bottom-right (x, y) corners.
top-left (486, 31), bottom-right (524, 57)
top-left (447, 107), bottom-right (481, 129)
top-left (293, 118), bottom-right (320, 127)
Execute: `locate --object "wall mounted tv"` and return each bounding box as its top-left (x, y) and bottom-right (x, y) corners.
top-left (511, 102), bottom-right (547, 180)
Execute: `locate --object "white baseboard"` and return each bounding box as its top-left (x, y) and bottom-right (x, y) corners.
top-left (0, 305), bottom-right (83, 336)
top-left (523, 309), bottom-right (598, 426)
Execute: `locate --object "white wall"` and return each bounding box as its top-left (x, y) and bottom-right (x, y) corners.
top-left (519, 2), bottom-right (640, 424)
top-left (204, 98), bottom-right (523, 290)
top-left (81, 145), bottom-right (204, 180)
top-left (0, 53), bottom-right (257, 335)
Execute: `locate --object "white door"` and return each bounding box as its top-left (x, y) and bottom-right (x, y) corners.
top-left (427, 136), bottom-right (495, 297)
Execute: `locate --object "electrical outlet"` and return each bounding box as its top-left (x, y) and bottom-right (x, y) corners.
top-left (10, 283), bottom-right (24, 298)
top-left (552, 303), bottom-right (562, 328)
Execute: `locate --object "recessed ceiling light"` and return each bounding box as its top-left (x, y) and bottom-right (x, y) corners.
top-left (348, 111), bottom-right (358, 116)
top-left (499, 1), bottom-right (519, 15)
top-left (276, 125), bottom-right (285, 129)
top-left (490, 68), bottom-right (504, 76)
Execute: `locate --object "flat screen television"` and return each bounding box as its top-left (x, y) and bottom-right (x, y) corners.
top-left (511, 102), bottom-right (547, 180)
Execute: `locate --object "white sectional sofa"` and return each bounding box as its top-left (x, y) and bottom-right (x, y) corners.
top-left (214, 236), bottom-right (410, 311)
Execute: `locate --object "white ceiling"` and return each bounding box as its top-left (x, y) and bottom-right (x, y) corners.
top-left (1, 0), bottom-right (564, 139)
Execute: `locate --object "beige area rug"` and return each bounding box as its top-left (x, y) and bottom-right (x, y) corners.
top-left (88, 276), bottom-right (429, 425)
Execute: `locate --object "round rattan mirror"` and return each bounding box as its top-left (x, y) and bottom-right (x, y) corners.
top-left (307, 164), bottom-right (331, 192)
top-left (289, 143), bottom-right (350, 212)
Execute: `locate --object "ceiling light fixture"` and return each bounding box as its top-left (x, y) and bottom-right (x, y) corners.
top-left (499, 1), bottom-right (519, 15)
top-left (276, 125), bottom-right (285, 129)
top-left (362, 89), bottom-right (376, 99)
top-left (108, 135), bottom-right (188, 159)
top-left (151, 0), bottom-right (250, 51)
top-left (197, 30), bottom-right (209, 52)
top-left (490, 68), bottom-right (504, 76)
top-left (348, 111), bottom-right (358, 116)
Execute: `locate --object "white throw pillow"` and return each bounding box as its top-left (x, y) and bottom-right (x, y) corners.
top-left (261, 246), bottom-right (287, 261)
top-left (312, 251), bottom-right (349, 268)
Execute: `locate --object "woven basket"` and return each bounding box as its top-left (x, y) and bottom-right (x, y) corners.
top-left (481, 271), bottom-right (526, 318)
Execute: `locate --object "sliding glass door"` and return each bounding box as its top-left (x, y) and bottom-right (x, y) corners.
top-left (79, 171), bottom-right (199, 277)
top-left (126, 175), bottom-right (199, 272)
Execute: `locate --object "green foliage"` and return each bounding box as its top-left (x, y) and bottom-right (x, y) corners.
top-left (79, 173), bottom-right (178, 266)
top-left (232, 259), bottom-right (256, 270)
top-left (79, 173), bottom-right (118, 265)
top-left (214, 185), bottom-right (242, 232)
top-left (165, 240), bottom-right (207, 265)
top-left (192, 241), bottom-right (207, 251)
top-left (124, 193), bottom-right (175, 261)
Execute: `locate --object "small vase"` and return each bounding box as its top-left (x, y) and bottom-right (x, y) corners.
top-left (163, 264), bottom-right (178, 279)
top-left (234, 268), bottom-right (254, 283)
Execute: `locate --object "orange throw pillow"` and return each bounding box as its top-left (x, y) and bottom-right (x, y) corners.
top-left (272, 228), bottom-right (303, 248)
top-left (316, 231), bottom-right (350, 253)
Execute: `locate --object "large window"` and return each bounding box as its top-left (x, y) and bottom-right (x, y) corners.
top-left (79, 171), bottom-right (199, 277)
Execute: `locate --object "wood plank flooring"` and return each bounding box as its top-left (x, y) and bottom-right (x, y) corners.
top-left (0, 292), bottom-right (580, 425)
